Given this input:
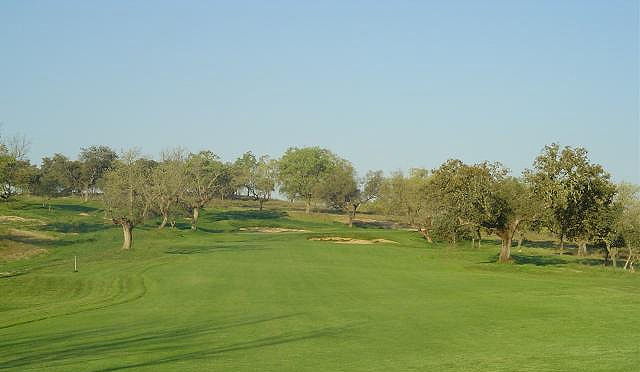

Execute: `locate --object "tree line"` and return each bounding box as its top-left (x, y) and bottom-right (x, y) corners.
top-left (2, 139), bottom-right (638, 269)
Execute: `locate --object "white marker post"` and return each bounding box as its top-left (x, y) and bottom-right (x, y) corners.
top-left (74, 256), bottom-right (78, 272)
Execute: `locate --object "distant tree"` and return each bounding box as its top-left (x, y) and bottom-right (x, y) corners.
top-left (346, 170), bottom-right (384, 227)
top-left (4, 133), bottom-right (30, 161)
top-left (277, 147), bottom-right (337, 214)
top-left (232, 151), bottom-right (258, 197)
top-left (182, 151), bottom-right (228, 230)
top-left (0, 151), bottom-right (35, 201)
top-left (29, 159), bottom-right (66, 208)
top-left (317, 158), bottom-right (359, 220)
top-left (432, 159), bottom-right (538, 262)
top-left (40, 154), bottom-right (82, 196)
top-left (378, 170), bottom-right (423, 227)
top-left (151, 149), bottom-right (187, 229)
top-left (615, 183), bottom-right (640, 270)
top-left (103, 150), bottom-right (155, 250)
top-left (526, 144), bottom-right (613, 255)
top-left (78, 145), bottom-right (117, 201)
top-left (251, 155), bottom-right (278, 211)
top-left (429, 160), bottom-right (471, 244)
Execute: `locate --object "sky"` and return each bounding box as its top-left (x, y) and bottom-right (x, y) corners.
top-left (1, 0), bottom-right (638, 183)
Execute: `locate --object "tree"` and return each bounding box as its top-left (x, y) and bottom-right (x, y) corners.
top-left (346, 170), bottom-right (384, 227)
top-left (39, 154), bottom-right (82, 196)
top-left (251, 155), bottom-right (278, 211)
top-left (317, 158), bottom-right (359, 221)
top-left (232, 151), bottom-right (258, 197)
top-left (573, 176), bottom-right (618, 259)
top-left (103, 150), bottom-right (154, 250)
top-left (0, 134), bottom-right (35, 201)
top-left (277, 147), bottom-right (337, 214)
top-left (182, 151), bottom-right (228, 230)
top-left (432, 160), bottom-right (538, 262)
top-left (151, 149), bottom-right (187, 229)
top-left (615, 183), bottom-right (640, 270)
top-left (78, 145), bottom-right (117, 201)
top-left (526, 143), bottom-right (614, 256)
top-left (29, 158), bottom-right (67, 208)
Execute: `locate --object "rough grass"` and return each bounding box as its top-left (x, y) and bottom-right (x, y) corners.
top-left (0, 197), bottom-right (638, 371)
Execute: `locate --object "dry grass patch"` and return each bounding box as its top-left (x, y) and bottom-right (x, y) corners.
top-left (7, 228), bottom-right (56, 241)
top-left (308, 237), bottom-right (398, 245)
top-left (0, 240), bottom-right (48, 262)
top-left (239, 227), bottom-right (309, 233)
top-left (0, 215), bottom-right (45, 225)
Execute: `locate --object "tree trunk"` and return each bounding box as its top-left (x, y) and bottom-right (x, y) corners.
top-left (498, 230), bottom-right (512, 263)
top-left (305, 200), bottom-right (311, 214)
top-left (605, 242), bottom-right (617, 268)
top-left (496, 224), bottom-right (518, 264)
top-left (517, 236), bottom-right (523, 250)
top-left (348, 205), bottom-right (357, 228)
top-left (624, 244), bottom-right (633, 270)
top-left (419, 228), bottom-right (433, 243)
top-left (191, 207), bottom-right (200, 230)
top-left (259, 199), bottom-right (265, 211)
top-left (577, 241), bottom-right (587, 256)
top-left (559, 236), bottom-right (564, 256)
top-left (121, 222), bottom-right (133, 250)
top-left (83, 189), bottom-right (89, 202)
top-left (158, 212), bottom-right (168, 229)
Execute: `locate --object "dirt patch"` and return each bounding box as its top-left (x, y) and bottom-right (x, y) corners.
top-left (0, 242), bottom-right (48, 262)
top-left (308, 237), bottom-right (398, 245)
top-left (239, 227), bottom-right (308, 233)
top-left (0, 216), bottom-right (44, 225)
top-left (7, 228), bottom-right (56, 241)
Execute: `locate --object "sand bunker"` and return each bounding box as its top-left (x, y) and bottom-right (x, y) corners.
top-left (308, 237), bottom-right (398, 245)
top-left (78, 212), bottom-right (90, 216)
top-left (239, 227), bottom-right (308, 233)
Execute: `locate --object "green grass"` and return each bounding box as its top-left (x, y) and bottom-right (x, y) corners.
top-left (1, 198), bottom-right (638, 371)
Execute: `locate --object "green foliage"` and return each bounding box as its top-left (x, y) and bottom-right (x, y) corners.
top-left (277, 147), bottom-right (338, 211)
top-left (102, 150), bottom-right (155, 227)
top-left (78, 145), bottom-right (117, 197)
top-left (251, 155), bottom-right (278, 209)
top-left (182, 151), bottom-right (230, 209)
top-left (526, 143), bottom-right (615, 246)
top-left (317, 158), bottom-right (358, 210)
top-left (232, 151), bottom-right (258, 196)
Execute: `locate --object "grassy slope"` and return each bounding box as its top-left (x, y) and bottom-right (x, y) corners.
top-left (0, 198), bottom-right (638, 371)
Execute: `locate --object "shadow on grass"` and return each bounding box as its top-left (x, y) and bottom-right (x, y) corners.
top-left (41, 221), bottom-right (110, 234)
top-left (90, 324), bottom-right (352, 372)
top-left (0, 313), bottom-right (340, 371)
top-left (482, 253), bottom-right (605, 267)
top-left (352, 220), bottom-right (397, 230)
top-left (522, 240), bottom-right (578, 250)
top-left (2, 235), bottom-right (97, 247)
top-left (510, 254), bottom-right (567, 266)
top-left (165, 243), bottom-right (266, 255)
top-left (195, 227), bottom-right (226, 234)
top-left (210, 210), bottom-right (287, 221)
top-left (47, 203), bottom-right (100, 214)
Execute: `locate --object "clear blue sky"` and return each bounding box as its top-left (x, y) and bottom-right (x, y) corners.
top-left (1, 0), bottom-right (638, 182)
